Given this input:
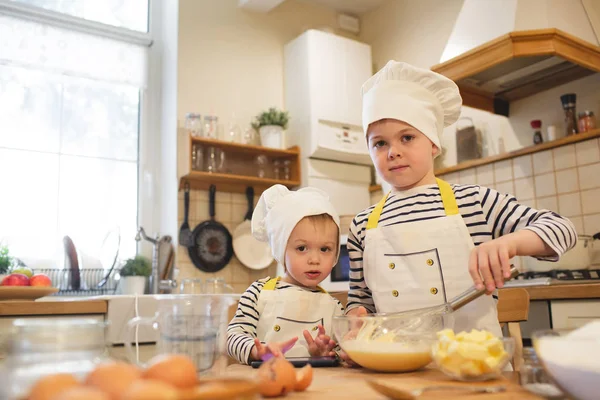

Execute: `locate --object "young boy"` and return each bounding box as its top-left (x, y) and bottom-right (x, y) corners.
top-left (227, 185), bottom-right (344, 365)
top-left (346, 61), bottom-right (576, 338)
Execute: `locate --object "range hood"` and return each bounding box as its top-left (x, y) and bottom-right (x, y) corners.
top-left (431, 0), bottom-right (600, 116)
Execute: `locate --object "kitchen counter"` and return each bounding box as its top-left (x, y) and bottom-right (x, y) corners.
top-left (331, 282), bottom-right (600, 305)
top-left (0, 299), bottom-right (108, 316)
top-left (516, 282), bottom-right (600, 300)
top-left (226, 365), bottom-right (542, 399)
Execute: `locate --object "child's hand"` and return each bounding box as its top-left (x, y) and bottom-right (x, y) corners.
top-left (468, 235), bottom-right (517, 293)
top-left (303, 325), bottom-right (336, 357)
top-left (251, 337), bottom-right (298, 361)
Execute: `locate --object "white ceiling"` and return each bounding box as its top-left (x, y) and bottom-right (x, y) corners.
top-left (298, 0), bottom-right (387, 15)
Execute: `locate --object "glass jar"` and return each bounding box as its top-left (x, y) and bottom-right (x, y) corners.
top-left (203, 115), bottom-right (219, 139)
top-left (560, 93), bottom-right (578, 136)
top-left (520, 347), bottom-right (564, 399)
top-left (578, 110), bottom-right (596, 133)
top-left (1, 318), bottom-right (111, 400)
top-left (185, 113), bottom-right (203, 137)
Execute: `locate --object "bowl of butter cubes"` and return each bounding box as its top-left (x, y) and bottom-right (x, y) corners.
top-left (431, 329), bottom-right (515, 381)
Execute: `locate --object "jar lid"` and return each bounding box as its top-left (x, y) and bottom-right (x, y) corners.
top-left (185, 112), bottom-right (201, 118)
top-left (7, 318), bottom-right (108, 354)
top-left (530, 120), bottom-right (542, 129)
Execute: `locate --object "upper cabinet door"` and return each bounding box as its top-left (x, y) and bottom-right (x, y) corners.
top-left (308, 30), bottom-right (345, 125)
top-left (343, 40), bottom-right (372, 128)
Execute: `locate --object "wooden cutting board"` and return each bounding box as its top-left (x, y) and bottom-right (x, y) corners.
top-left (225, 365), bottom-right (544, 399)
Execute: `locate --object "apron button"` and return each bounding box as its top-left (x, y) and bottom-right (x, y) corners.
top-left (392, 290), bottom-right (399, 297)
top-left (273, 325), bottom-right (281, 332)
top-left (426, 259), bottom-right (434, 266)
top-left (430, 287), bottom-right (438, 295)
top-left (388, 262), bottom-right (395, 270)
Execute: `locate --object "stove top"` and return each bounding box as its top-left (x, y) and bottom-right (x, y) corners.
top-left (502, 269), bottom-right (600, 287)
top-left (516, 269), bottom-right (600, 281)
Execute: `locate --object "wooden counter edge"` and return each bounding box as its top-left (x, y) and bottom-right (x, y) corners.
top-left (518, 283), bottom-right (600, 300)
top-left (0, 300), bottom-right (108, 316)
top-left (330, 283), bottom-right (600, 304)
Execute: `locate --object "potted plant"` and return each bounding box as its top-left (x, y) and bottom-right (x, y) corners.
top-left (119, 255), bottom-right (151, 295)
top-left (0, 244), bottom-right (13, 281)
top-left (251, 107), bottom-right (289, 149)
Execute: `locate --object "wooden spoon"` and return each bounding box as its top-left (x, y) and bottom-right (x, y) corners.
top-left (367, 379), bottom-right (506, 400)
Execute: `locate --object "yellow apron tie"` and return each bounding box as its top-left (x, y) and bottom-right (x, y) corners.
top-left (262, 277), bottom-right (327, 293)
top-left (366, 179), bottom-right (458, 230)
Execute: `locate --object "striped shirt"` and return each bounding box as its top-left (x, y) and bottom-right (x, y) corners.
top-left (227, 277), bottom-right (345, 364)
top-left (346, 183), bottom-right (577, 313)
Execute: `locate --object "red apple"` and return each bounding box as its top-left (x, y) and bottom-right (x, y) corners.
top-left (1, 273), bottom-right (30, 286)
top-left (30, 274), bottom-right (52, 287)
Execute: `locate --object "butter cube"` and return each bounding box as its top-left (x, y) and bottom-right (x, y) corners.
top-left (457, 342), bottom-right (489, 361)
top-left (464, 329), bottom-right (488, 343)
top-left (437, 329), bottom-right (455, 340)
top-left (485, 338), bottom-right (505, 357)
top-left (460, 360), bottom-right (483, 376)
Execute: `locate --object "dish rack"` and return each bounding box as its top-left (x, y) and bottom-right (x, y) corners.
top-left (32, 268), bottom-right (121, 297)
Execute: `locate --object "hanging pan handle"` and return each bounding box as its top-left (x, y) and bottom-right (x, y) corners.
top-left (209, 184), bottom-right (216, 220)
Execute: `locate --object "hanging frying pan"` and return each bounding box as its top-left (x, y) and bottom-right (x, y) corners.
top-left (233, 186), bottom-right (273, 270)
top-left (189, 185), bottom-right (233, 272)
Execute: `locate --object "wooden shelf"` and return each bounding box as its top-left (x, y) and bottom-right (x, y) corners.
top-left (190, 137), bottom-right (300, 157)
top-left (181, 136), bottom-right (302, 194)
top-left (431, 29), bottom-right (600, 115)
top-left (180, 171), bottom-right (301, 193)
top-left (369, 128), bottom-right (600, 192)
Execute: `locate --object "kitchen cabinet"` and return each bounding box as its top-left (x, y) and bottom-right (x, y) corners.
top-left (550, 299), bottom-right (600, 329)
top-left (431, 28), bottom-right (600, 116)
top-left (291, 29), bottom-right (371, 128)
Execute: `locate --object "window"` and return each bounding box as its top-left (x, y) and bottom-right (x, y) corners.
top-left (0, 0), bottom-right (152, 270)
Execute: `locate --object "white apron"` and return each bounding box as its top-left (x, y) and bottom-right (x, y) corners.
top-left (256, 277), bottom-right (341, 358)
top-left (363, 179), bottom-right (502, 337)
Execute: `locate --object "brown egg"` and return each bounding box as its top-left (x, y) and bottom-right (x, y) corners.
top-left (121, 379), bottom-right (178, 400)
top-left (142, 354), bottom-right (198, 389)
top-left (257, 357), bottom-right (297, 397)
top-left (294, 364), bottom-right (313, 391)
top-left (85, 361), bottom-right (142, 400)
top-left (29, 373), bottom-right (80, 400)
top-left (50, 387), bottom-right (110, 400)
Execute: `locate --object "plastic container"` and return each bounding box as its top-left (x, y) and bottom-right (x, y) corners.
top-left (0, 318), bottom-right (110, 400)
top-left (520, 347), bottom-right (564, 399)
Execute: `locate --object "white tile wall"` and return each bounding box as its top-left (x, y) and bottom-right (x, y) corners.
top-left (496, 180), bottom-right (515, 195)
top-left (537, 195), bottom-right (559, 212)
top-left (558, 192), bottom-right (582, 217)
top-left (553, 144), bottom-right (577, 170)
top-left (578, 163), bottom-right (600, 190)
top-left (583, 214), bottom-right (600, 235)
top-left (513, 155), bottom-right (533, 178)
top-left (575, 139), bottom-right (600, 165)
top-left (435, 138), bottom-right (600, 236)
top-left (556, 168), bottom-right (579, 194)
top-left (534, 172), bottom-right (556, 198)
top-left (494, 160), bottom-right (513, 182)
top-left (533, 150), bottom-right (554, 174)
top-left (476, 164), bottom-right (494, 185)
top-left (515, 177), bottom-right (535, 200)
top-left (582, 188), bottom-right (600, 214)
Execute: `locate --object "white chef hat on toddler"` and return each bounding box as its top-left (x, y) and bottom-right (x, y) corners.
top-left (362, 60), bottom-right (462, 152)
top-left (251, 184), bottom-right (340, 267)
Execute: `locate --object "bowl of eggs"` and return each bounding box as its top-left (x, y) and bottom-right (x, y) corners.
top-left (431, 329), bottom-right (514, 381)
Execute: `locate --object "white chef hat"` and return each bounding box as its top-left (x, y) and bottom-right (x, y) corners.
top-left (361, 60), bottom-right (462, 150)
top-left (251, 184), bottom-right (341, 266)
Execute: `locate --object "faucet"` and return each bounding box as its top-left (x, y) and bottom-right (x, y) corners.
top-left (135, 227), bottom-right (172, 294)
